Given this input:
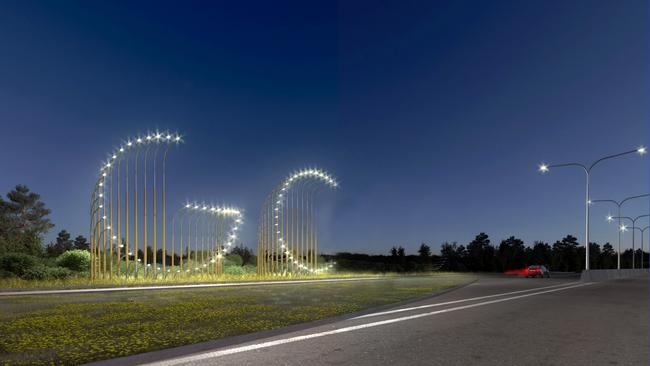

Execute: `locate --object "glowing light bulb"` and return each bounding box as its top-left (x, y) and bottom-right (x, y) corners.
top-left (539, 164), bottom-right (549, 173)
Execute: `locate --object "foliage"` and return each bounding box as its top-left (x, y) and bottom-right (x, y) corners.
top-left (56, 250), bottom-right (91, 272)
top-left (417, 243), bottom-right (431, 257)
top-left (223, 264), bottom-right (246, 275)
top-left (230, 243), bottom-right (255, 266)
top-left (0, 253), bottom-right (40, 277)
top-left (0, 185), bottom-right (53, 256)
top-left (46, 230), bottom-right (74, 257)
top-left (73, 235), bottom-right (89, 250)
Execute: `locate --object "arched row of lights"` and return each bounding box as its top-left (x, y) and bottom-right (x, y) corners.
top-left (181, 203), bottom-right (243, 274)
top-left (90, 131), bottom-right (183, 279)
top-left (258, 168), bottom-right (338, 275)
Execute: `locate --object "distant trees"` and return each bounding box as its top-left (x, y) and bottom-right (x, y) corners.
top-left (497, 236), bottom-right (526, 271)
top-left (230, 243), bottom-right (255, 266)
top-left (466, 233), bottom-right (494, 271)
top-left (46, 230), bottom-right (74, 257)
top-left (0, 185), bottom-right (54, 255)
top-left (418, 243), bottom-right (431, 258)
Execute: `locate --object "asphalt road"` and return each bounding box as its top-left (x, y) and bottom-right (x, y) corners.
top-left (123, 275), bottom-right (647, 366)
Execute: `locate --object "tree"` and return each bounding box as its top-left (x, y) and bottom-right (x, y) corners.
top-left (551, 235), bottom-right (580, 272)
top-left (497, 236), bottom-right (526, 271)
top-left (440, 241), bottom-right (467, 271)
top-left (588, 242), bottom-right (602, 269)
top-left (466, 233), bottom-right (494, 271)
top-left (390, 246), bottom-right (398, 257)
top-left (231, 243), bottom-right (255, 266)
top-left (418, 243), bottom-right (431, 258)
top-left (73, 235), bottom-right (89, 250)
top-left (600, 243), bottom-right (616, 269)
top-left (46, 230), bottom-right (73, 257)
top-left (0, 185), bottom-right (54, 255)
top-left (397, 246), bottom-right (405, 257)
top-left (530, 241), bottom-right (552, 266)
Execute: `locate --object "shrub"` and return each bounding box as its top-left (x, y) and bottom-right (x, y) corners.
top-left (56, 250), bottom-right (90, 272)
top-left (225, 254), bottom-right (243, 267)
top-left (22, 265), bottom-right (49, 280)
top-left (223, 265), bottom-right (246, 276)
top-left (45, 266), bottom-right (73, 279)
top-left (0, 253), bottom-right (40, 277)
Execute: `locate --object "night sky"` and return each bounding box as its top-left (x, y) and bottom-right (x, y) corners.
top-left (0, 1), bottom-right (648, 255)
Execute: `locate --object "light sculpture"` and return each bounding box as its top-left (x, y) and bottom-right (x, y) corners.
top-left (257, 168), bottom-right (337, 275)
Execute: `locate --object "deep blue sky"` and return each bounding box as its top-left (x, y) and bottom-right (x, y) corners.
top-left (1, 1), bottom-right (648, 255)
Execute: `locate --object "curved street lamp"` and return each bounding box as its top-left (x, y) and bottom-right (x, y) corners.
top-left (538, 146), bottom-right (646, 270)
top-left (632, 226), bottom-right (649, 269)
top-left (591, 194), bottom-right (649, 269)
top-left (609, 214), bottom-right (649, 269)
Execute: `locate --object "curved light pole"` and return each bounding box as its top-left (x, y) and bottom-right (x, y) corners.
top-left (591, 194), bottom-right (649, 269)
top-left (609, 214), bottom-right (649, 269)
top-left (539, 146), bottom-right (646, 270)
top-left (632, 226), bottom-right (649, 269)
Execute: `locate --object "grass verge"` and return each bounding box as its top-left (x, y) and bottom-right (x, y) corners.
top-left (0, 273), bottom-right (473, 365)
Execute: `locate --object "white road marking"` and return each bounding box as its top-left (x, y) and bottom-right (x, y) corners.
top-left (142, 282), bottom-right (593, 366)
top-left (353, 281), bottom-right (577, 319)
top-left (0, 277), bottom-right (388, 296)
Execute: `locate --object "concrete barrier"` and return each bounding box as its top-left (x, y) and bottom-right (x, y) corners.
top-left (580, 268), bottom-right (649, 282)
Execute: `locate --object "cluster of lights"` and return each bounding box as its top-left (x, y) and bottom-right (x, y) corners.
top-left (274, 168), bottom-right (337, 274)
top-left (539, 146), bottom-right (646, 173)
top-left (95, 130), bottom-right (183, 205)
top-left (96, 130), bottom-right (182, 187)
top-left (183, 202), bottom-right (243, 261)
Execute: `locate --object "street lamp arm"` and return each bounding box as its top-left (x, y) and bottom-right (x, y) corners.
top-left (547, 162), bottom-right (588, 172)
top-left (590, 199), bottom-right (620, 206)
top-left (588, 149), bottom-right (639, 171)
top-left (620, 194), bottom-right (650, 206)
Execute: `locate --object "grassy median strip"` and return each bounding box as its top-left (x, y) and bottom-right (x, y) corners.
top-left (0, 274), bottom-right (473, 365)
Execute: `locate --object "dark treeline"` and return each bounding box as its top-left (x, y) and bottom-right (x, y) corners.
top-left (326, 233), bottom-right (648, 273)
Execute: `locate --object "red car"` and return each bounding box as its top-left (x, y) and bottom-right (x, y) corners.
top-left (526, 265), bottom-right (550, 278)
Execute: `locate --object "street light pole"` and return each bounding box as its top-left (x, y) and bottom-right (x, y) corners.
top-left (632, 226), bottom-right (649, 269)
top-left (610, 215), bottom-right (649, 269)
top-left (539, 146), bottom-right (646, 271)
top-left (592, 194), bottom-right (649, 269)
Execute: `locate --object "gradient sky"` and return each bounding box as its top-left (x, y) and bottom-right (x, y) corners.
top-left (0, 1), bottom-right (648, 255)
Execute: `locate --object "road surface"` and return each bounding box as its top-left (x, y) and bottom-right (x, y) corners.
top-left (93, 275), bottom-right (648, 366)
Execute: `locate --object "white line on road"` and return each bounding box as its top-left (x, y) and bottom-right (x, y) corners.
top-left (0, 277), bottom-right (387, 297)
top-left (353, 281), bottom-right (578, 319)
top-left (143, 282), bottom-right (593, 366)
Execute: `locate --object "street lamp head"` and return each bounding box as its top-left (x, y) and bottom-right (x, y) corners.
top-left (638, 146), bottom-right (646, 155)
top-left (538, 163), bottom-right (549, 173)
top-left (607, 215), bottom-right (613, 222)
top-left (620, 224), bottom-right (628, 232)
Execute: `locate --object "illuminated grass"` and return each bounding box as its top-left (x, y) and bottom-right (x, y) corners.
top-left (0, 274), bottom-right (473, 365)
top-left (0, 272), bottom-right (409, 289)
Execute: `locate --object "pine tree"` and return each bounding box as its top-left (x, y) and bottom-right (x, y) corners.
top-left (0, 185), bottom-right (54, 255)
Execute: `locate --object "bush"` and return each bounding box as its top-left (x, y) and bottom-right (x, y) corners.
top-left (21, 266), bottom-right (74, 280)
top-left (0, 269), bottom-right (17, 279)
top-left (22, 265), bottom-right (49, 280)
top-left (56, 250), bottom-right (90, 272)
top-left (0, 253), bottom-right (40, 277)
top-left (223, 265), bottom-right (246, 276)
top-left (45, 266), bottom-right (73, 279)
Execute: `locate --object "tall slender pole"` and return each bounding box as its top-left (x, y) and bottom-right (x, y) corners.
top-left (125, 156), bottom-right (129, 278)
top-left (116, 159), bottom-right (121, 277)
top-left (134, 149), bottom-right (139, 278)
top-left (153, 144), bottom-right (158, 277)
top-left (143, 145), bottom-right (150, 277)
top-left (585, 172), bottom-right (590, 270)
top-left (162, 148), bottom-right (169, 275)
